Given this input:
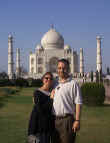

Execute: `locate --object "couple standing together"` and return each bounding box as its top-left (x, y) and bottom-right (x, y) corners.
top-left (28, 58), bottom-right (82, 143)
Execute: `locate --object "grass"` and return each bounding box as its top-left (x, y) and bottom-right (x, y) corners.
top-left (0, 87), bottom-right (110, 143)
top-left (76, 105), bottom-right (110, 143)
top-left (0, 87), bottom-right (35, 143)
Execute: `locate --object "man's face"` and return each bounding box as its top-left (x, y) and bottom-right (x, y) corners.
top-left (57, 62), bottom-right (68, 79)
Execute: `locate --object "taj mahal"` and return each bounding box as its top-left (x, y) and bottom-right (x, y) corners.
top-left (7, 26), bottom-right (102, 80)
top-left (29, 26), bottom-right (80, 78)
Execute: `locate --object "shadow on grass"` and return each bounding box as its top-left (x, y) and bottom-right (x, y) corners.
top-left (0, 96), bottom-right (12, 108)
top-left (83, 103), bottom-right (110, 109)
top-left (0, 101), bottom-right (4, 108)
top-left (0, 87), bottom-right (20, 109)
top-left (102, 104), bottom-right (110, 107)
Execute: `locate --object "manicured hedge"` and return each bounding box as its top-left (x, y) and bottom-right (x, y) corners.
top-left (0, 78), bottom-right (43, 88)
top-left (15, 78), bottom-right (29, 87)
top-left (81, 82), bottom-right (105, 106)
top-left (27, 78), bottom-right (42, 87)
top-left (0, 79), bottom-right (12, 87)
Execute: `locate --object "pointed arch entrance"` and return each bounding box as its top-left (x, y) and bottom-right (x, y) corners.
top-left (49, 57), bottom-right (58, 73)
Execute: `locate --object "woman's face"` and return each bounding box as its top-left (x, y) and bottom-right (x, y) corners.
top-left (42, 74), bottom-right (53, 88)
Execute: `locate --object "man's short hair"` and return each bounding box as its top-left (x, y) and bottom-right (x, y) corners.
top-left (58, 58), bottom-right (70, 72)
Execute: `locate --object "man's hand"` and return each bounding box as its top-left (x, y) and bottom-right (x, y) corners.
top-left (72, 121), bottom-right (80, 133)
top-left (72, 104), bottom-right (81, 132)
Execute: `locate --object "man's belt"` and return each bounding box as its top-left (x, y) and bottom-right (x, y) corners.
top-left (55, 113), bottom-right (73, 120)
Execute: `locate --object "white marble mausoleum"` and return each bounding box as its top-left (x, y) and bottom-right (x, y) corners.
top-left (29, 27), bottom-right (79, 78)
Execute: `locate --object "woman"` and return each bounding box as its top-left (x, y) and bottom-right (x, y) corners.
top-left (28, 72), bottom-right (54, 143)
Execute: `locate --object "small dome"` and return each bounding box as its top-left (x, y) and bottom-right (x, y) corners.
top-left (64, 45), bottom-right (71, 50)
top-left (8, 34), bottom-right (13, 38)
top-left (96, 35), bottom-right (101, 40)
top-left (36, 44), bottom-right (43, 50)
top-left (41, 28), bottom-right (64, 49)
top-left (8, 35), bottom-right (13, 41)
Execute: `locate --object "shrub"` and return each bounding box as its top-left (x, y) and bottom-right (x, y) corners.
top-left (32, 79), bottom-right (42, 87)
top-left (15, 78), bottom-right (29, 87)
top-left (0, 88), bottom-right (19, 96)
top-left (90, 71), bottom-right (93, 82)
top-left (104, 79), bottom-right (110, 86)
top-left (0, 79), bottom-right (12, 87)
top-left (28, 78), bottom-right (42, 87)
top-left (81, 82), bottom-right (105, 106)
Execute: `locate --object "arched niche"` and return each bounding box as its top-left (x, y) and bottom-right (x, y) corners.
top-left (49, 57), bottom-right (58, 73)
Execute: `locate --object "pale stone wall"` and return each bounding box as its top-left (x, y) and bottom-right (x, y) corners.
top-left (29, 48), bottom-right (79, 79)
top-left (29, 28), bottom-right (79, 79)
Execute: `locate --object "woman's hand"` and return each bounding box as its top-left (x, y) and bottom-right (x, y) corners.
top-left (50, 89), bottom-right (55, 99)
top-left (32, 97), bottom-right (35, 104)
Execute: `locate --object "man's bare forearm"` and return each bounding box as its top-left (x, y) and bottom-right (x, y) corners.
top-left (75, 104), bottom-right (82, 120)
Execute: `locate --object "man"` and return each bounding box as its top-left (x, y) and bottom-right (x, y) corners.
top-left (51, 58), bottom-right (82, 143)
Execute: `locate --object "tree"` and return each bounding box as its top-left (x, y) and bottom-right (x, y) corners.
top-left (90, 71), bottom-right (93, 82)
top-left (107, 67), bottom-right (110, 75)
top-left (99, 69), bottom-right (103, 83)
top-left (96, 70), bottom-right (99, 83)
top-left (19, 66), bottom-right (28, 77)
top-left (96, 69), bottom-right (103, 83)
top-left (0, 72), bottom-right (8, 79)
top-left (0, 72), bottom-right (11, 86)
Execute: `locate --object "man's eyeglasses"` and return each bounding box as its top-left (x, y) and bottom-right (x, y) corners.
top-left (44, 77), bottom-right (53, 80)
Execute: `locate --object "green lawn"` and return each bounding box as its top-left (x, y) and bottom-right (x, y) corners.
top-left (0, 87), bottom-right (110, 143)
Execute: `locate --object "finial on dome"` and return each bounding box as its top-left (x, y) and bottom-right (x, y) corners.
top-left (51, 24), bottom-right (54, 29)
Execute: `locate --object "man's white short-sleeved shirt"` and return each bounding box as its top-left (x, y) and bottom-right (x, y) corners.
top-left (52, 78), bottom-right (82, 116)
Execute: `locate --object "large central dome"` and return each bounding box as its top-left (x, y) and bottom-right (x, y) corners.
top-left (41, 28), bottom-right (64, 49)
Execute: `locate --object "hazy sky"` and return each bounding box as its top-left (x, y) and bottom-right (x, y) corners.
top-left (0, 0), bottom-right (110, 73)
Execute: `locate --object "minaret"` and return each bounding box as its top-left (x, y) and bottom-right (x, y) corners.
top-left (96, 36), bottom-right (102, 72)
top-left (80, 48), bottom-right (84, 76)
top-left (8, 35), bottom-right (14, 79)
top-left (16, 48), bottom-right (20, 78)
